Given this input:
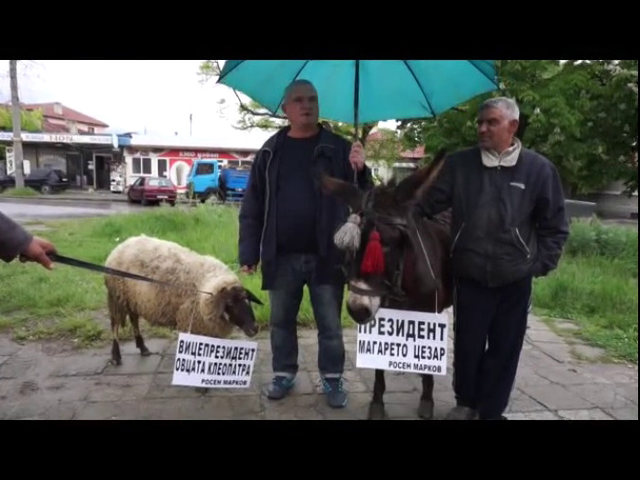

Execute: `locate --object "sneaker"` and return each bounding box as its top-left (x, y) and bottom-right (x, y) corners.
top-left (444, 405), bottom-right (478, 420)
top-left (479, 414), bottom-right (508, 420)
top-left (322, 377), bottom-right (347, 408)
top-left (264, 376), bottom-right (295, 400)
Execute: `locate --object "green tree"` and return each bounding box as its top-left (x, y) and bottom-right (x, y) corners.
top-left (399, 60), bottom-right (638, 196)
top-left (365, 128), bottom-right (402, 164)
top-left (0, 106), bottom-right (43, 131)
top-left (198, 60), bottom-right (221, 79)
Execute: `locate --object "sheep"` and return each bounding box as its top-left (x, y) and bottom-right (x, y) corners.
top-left (104, 234), bottom-right (261, 366)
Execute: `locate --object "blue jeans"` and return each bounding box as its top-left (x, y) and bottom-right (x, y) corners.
top-left (268, 254), bottom-right (345, 379)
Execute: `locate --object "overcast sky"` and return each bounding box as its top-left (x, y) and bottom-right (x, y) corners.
top-left (0, 60), bottom-right (276, 148)
top-left (0, 60), bottom-right (396, 149)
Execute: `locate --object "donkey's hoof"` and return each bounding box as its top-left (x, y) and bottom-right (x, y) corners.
top-left (417, 399), bottom-right (434, 420)
top-left (109, 358), bottom-right (122, 366)
top-left (140, 349), bottom-right (151, 357)
top-left (368, 402), bottom-right (387, 420)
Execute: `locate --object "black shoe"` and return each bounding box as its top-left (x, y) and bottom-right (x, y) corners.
top-left (445, 405), bottom-right (478, 420)
top-left (479, 414), bottom-right (508, 420)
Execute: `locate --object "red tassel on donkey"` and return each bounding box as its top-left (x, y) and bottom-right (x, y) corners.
top-left (360, 229), bottom-right (385, 275)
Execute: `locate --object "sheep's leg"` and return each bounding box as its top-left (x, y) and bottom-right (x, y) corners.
top-left (111, 338), bottom-right (122, 366)
top-left (108, 290), bottom-right (124, 366)
top-left (130, 312), bottom-right (151, 357)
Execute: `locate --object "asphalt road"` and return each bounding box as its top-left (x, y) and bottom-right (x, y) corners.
top-left (0, 198), bottom-right (146, 223)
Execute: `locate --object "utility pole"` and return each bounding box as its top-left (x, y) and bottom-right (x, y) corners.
top-left (9, 60), bottom-right (25, 188)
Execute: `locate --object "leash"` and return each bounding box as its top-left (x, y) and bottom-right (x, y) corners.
top-left (46, 253), bottom-right (215, 296)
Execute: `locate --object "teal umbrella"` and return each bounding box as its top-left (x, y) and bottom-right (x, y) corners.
top-left (218, 60), bottom-right (499, 136)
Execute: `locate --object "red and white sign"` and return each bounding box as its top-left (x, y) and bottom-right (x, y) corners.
top-left (158, 150), bottom-right (239, 160)
top-left (158, 150), bottom-right (239, 190)
top-left (124, 148), bottom-right (242, 191)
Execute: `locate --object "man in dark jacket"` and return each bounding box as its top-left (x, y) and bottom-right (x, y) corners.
top-left (416, 97), bottom-right (569, 420)
top-left (1, 212), bottom-right (57, 269)
top-left (239, 79), bottom-right (372, 408)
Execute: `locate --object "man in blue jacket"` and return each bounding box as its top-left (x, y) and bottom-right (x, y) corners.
top-left (239, 79), bottom-right (372, 408)
top-left (416, 97), bottom-right (569, 420)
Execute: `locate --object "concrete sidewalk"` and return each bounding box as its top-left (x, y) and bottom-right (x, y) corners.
top-left (0, 312), bottom-right (636, 420)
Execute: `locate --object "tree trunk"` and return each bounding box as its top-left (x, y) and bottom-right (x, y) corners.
top-left (9, 60), bottom-right (25, 188)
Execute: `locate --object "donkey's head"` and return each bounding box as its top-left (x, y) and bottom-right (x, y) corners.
top-left (321, 151), bottom-right (447, 323)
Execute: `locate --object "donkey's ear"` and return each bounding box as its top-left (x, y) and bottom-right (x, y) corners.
top-left (395, 149), bottom-right (447, 205)
top-left (319, 173), bottom-right (363, 212)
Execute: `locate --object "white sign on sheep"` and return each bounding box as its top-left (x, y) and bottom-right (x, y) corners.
top-left (172, 333), bottom-right (258, 388)
top-left (356, 308), bottom-right (449, 375)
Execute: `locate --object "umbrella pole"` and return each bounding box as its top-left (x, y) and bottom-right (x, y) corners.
top-left (353, 60), bottom-right (360, 185)
top-left (352, 121), bottom-right (358, 185)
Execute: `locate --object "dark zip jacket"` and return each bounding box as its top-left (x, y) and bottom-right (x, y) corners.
top-left (239, 125), bottom-right (373, 289)
top-left (418, 146), bottom-right (569, 287)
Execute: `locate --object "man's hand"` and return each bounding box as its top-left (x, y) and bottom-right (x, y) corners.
top-left (20, 236), bottom-right (57, 270)
top-left (349, 141), bottom-right (365, 172)
top-left (240, 265), bottom-right (257, 275)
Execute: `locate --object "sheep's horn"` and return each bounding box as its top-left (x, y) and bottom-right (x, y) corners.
top-left (244, 288), bottom-right (263, 305)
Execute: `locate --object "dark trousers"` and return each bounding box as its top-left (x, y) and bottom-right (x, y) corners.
top-left (452, 275), bottom-right (532, 419)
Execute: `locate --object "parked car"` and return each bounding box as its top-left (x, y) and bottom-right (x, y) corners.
top-left (25, 168), bottom-right (70, 194)
top-left (127, 176), bottom-right (177, 206)
top-left (0, 168), bottom-right (69, 194)
top-left (0, 174), bottom-right (15, 192)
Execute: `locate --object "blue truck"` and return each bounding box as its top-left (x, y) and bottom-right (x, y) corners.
top-left (218, 167), bottom-right (251, 203)
top-left (186, 159), bottom-right (220, 203)
top-left (186, 158), bottom-right (250, 203)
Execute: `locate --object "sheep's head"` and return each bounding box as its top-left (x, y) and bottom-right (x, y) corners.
top-left (199, 275), bottom-right (262, 337)
top-left (219, 285), bottom-right (261, 337)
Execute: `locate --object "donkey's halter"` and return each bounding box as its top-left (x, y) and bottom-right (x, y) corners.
top-left (345, 188), bottom-right (438, 307)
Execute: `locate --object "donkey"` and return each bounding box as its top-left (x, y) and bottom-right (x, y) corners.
top-left (321, 151), bottom-right (453, 420)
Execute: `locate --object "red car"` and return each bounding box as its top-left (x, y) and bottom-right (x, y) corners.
top-left (127, 176), bottom-right (177, 206)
